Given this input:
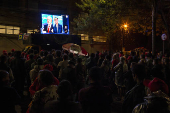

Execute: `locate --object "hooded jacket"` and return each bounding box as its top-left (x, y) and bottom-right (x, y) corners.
top-left (133, 90), bottom-right (170, 113)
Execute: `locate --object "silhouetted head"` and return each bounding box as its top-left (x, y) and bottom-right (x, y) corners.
top-left (131, 64), bottom-right (146, 81)
top-left (56, 50), bottom-right (61, 57)
top-left (89, 66), bottom-right (102, 82)
top-left (57, 80), bottom-right (73, 100)
top-left (14, 51), bottom-right (21, 58)
top-left (0, 55), bottom-right (7, 63)
top-left (38, 69), bottom-right (54, 86)
top-left (0, 70), bottom-right (9, 86)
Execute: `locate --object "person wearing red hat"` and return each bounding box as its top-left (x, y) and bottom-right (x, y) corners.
top-left (2, 50), bottom-right (7, 56)
top-left (3, 50), bottom-right (7, 53)
top-left (21, 52), bottom-right (26, 58)
top-left (3, 52), bottom-right (7, 56)
top-left (29, 64), bottom-right (59, 96)
top-left (133, 78), bottom-right (170, 113)
top-left (11, 49), bottom-right (15, 52)
top-left (144, 77), bottom-right (169, 95)
top-left (119, 51), bottom-right (124, 58)
top-left (11, 49), bottom-right (15, 57)
top-left (27, 70), bottom-right (58, 113)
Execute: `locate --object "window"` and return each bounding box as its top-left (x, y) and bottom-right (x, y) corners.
top-left (6, 26), bottom-right (14, 34)
top-left (0, 25), bottom-right (6, 34)
top-left (27, 30), bottom-right (33, 34)
top-left (100, 36), bottom-right (107, 42)
top-left (80, 34), bottom-right (89, 41)
top-left (80, 34), bottom-right (107, 42)
top-left (14, 27), bottom-right (20, 34)
top-left (93, 36), bottom-right (107, 42)
top-left (27, 29), bottom-right (38, 34)
top-left (0, 25), bottom-right (20, 35)
top-left (34, 29), bottom-right (38, 33)
top-left (93, 37), bottom-right (96, 41)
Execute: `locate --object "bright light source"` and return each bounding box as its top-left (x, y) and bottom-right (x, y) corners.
top-left (124, 24), bottom-right (128, 28)
top-left (47, 44), bottom-right (50, 45)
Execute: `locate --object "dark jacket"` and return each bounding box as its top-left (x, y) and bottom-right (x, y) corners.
top-left (123, 70), bottom-right (136, 91)
top-left (54, 57), bottom-right (63, 66)
top-left (0, 62), bottom-right (14, 83)
top-left (10, 57), bottom-right (26, 95)
top-left (44, 99), bottom-right (82, 113)
top-left (0, 62), bottom-right (10, 72)
top-left (98, 58), bottom-right (104, 67)
top-left (61, 66), bottom-right (77, 92)
top-left (86, 58), bottom-right (97, 70)
top-left (133, 90), bottom-right (170, 113)
top-left (79, 82), bottom-right (112, 113)
top-left (25, 59), bottom-right (35, 72)
top-left (122, 83), bottom-right (146, 113)
top-left (164, 65), bottom-right (170, 84)
top-left (151, 64), bottom-right (165, 81)
top-left (75, 63), bottom-right (86, 81)
top-left (0, 86), bottom-right (21, 113)
top-left (43, 24), bottom-right (54, 33)
top-left (10, 57), bottom-right (26, 80)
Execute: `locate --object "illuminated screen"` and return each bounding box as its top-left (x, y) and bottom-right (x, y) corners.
top-left (41, 14), bottom-right (69, 34)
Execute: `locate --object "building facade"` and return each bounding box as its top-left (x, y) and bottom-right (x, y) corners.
top-left (0, 0), bottom-right (110, 54)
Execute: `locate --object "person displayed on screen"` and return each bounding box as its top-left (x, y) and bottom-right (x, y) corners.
top-left (53, 17), bottom-right (62, 33)
top-left (43, 16), bottom-right (53, 33)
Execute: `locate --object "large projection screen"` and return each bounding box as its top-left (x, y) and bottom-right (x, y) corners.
top-left (41, 14), bottom-right (69, 34)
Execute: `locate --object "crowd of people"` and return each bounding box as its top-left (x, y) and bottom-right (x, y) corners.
top-left (1, 48), bottom-right (170, 113)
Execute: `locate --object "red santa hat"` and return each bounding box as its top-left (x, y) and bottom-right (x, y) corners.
top-left (11, 49), bottom-right (15, 52)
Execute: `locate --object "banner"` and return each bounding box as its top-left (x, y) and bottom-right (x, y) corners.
top-left (23, 33), bottom-right (30, 40)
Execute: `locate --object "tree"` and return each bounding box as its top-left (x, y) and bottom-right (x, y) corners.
top-left (73, 0), bottom-right (128, 51)
top-left (73, 0), bottom-right (170, 52)
top-left (73, 0), bottom-right (119, 35)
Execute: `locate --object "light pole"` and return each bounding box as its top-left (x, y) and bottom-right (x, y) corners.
top-left (121, 24), bottom-right (128, 52)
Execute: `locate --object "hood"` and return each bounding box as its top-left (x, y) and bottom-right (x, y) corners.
top-left (133, 90), bottom-right (170, 113)
top-left (144, 90), bottom-right (170, 109)
top-left (145, 90), bottom-right (170, 100)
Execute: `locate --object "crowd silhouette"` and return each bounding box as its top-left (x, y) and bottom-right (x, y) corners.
top-left (0, 48), bottom-right (170, 113)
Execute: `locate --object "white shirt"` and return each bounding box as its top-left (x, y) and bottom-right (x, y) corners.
top-left (48, 24), bottom-right (51, 29)
top-left (56, 24), bottom-right (58, 33)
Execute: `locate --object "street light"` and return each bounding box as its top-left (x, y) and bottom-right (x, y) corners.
top-left (121, 23), bottom-right (128, 52)
top-left (123, 24), bottom-right (128, 28)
